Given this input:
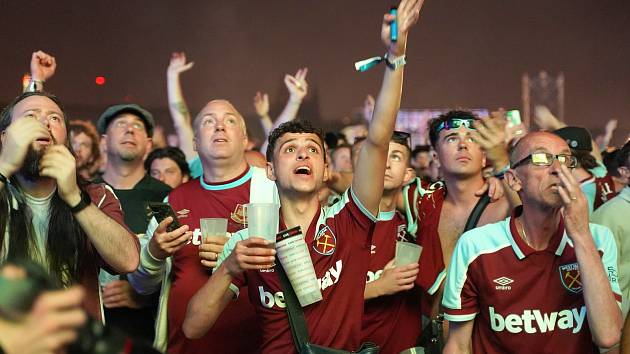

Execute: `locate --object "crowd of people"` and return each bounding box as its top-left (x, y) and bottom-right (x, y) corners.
top-left (1, 1), bottom-right (629, 353)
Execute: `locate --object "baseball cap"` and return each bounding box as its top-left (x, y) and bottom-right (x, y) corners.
top-left (553, 126), bottom-right (592, 152)
top-left (97, 104), bottom-right (155, 137)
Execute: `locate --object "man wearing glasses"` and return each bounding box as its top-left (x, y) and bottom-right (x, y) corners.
top-left (442, 131), bottom-right (622, 353)
top-left (94, 104), bottom-right (172, 342)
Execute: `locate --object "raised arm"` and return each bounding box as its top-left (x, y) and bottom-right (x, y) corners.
top-left (260, 68), bottom-right (309, 153)
top-left (254, 91), bottom-right (273, 136)
top-left (353, 0), bottom-right (423, 216)
top-left (535, 105), bottom-right (603, 163)
top-left (167, 52), bottom-right (196, 160)
top-left (24, 50), bottom-right (56, 92)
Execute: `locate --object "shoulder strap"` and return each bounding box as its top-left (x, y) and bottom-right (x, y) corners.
top-left (276, 261), bottom-right (310, 351)
top-left (464, 193), bottom-right (491, 232)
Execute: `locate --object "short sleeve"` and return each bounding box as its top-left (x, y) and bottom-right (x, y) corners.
top-left (442, 235), bottom-right (480, 322)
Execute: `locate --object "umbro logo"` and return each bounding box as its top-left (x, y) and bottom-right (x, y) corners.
top-left (493, 276), bottom-right (514, 290)
top-left (370, 244), bottom-right (376, 254)
top-left (176, 209), bottom-right (190, 218)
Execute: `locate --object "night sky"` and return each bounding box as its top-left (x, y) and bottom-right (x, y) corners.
top-left (1, 0), bottom-right (628, 145)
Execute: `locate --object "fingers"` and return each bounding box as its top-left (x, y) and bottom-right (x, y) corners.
top-left (33, 50), bottom-right (55, 66)
top-left (295, 67), bottom-right (308, 81)
top-left (182, 62), bottom-right (194, 71)
top-left (166, 230), bottom-right (192, 248)
top-left (233, 238), bottom-right (276, 268)
top-left (474, 180), bottom-right (489, 196)
top-left (557, 164), bottom-right (579, 204)
top-left (43, 327), bottom-right (81, 351)
top-left (156, 216), bottom-right (176, 233)
top-left (487, 179), bottom-right (496, 198)
top-left (33, 287), bottom-right (85, 314)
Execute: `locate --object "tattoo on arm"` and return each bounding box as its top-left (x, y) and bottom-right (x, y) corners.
top-left (170, 101), bottom-right (189, 116)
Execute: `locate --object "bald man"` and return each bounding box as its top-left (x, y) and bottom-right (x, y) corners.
top-left (443, 132), bottom-right (622, 353)
top-left (129, 99), bottom-right (277, 354)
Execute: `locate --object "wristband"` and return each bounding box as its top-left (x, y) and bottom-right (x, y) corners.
top-left (492, 165), bottom-right (510, 180)
top-left (70, 190), bottom-right (91, 214)
top-left (383, 53), bottom-right (406, 70)
top-left (354, 53), bottom-right (407, 72)
top-left (25, 79), bottom-right (44, 93)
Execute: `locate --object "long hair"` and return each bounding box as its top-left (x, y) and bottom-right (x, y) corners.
top-left (0, 91), bottom-right (89, 287)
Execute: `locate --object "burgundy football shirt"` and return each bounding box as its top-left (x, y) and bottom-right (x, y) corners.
top-left (167, 167), bottom-right (262, 354)
top-left (229, 189), bottom-right (376, 353)
top-left (362, 211), bottom-right (422, 353)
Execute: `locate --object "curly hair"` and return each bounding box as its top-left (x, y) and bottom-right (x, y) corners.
top-left (266, 120), bottom-right (325, 162)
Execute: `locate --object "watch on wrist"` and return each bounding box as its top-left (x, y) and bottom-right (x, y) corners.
top-left (383, 53), bottom-right (407, 70)
top-left (70, 190), bottom-right (91, 214)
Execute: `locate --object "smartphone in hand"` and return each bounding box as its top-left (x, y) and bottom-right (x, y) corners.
top-left (390, 6), bottom-right (398, 42)
top-left (147, 202), bottom-right (181, 232)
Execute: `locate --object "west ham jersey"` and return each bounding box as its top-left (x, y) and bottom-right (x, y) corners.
top-left (224, 189), bottom-right (376, 353)
top-left (442, 207), bottom-right (622, 354)
top-left (167, 167), bottom-right (262, 354)
top-left (362, 211), bottom-right (422, 354)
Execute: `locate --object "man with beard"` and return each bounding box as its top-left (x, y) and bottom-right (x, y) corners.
top-left (443, 132), bottom-right (622, 353)
top-left (94, 104), bottom-right (171, 342)
top-left (0, 91), bottom-right (139, 321)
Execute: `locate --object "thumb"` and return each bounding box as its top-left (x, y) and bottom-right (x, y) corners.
top-left (385, 258), bottom-right (396, 269)
top-left (156, 216), bottom-right (173, 233)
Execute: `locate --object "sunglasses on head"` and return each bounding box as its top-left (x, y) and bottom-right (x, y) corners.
top-left (512, 152), bottom-right (578, 169)
top-left (435, 118), bottom-right (476, 135)
top-left (392, 130), bottom-right (412, 149)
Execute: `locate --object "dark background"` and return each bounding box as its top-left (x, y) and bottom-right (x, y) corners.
top-left (1, 0), bottom-right (628, 146)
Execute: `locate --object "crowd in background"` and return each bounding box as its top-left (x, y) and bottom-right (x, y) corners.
top-left (0, 1), bottom-right (629, 353)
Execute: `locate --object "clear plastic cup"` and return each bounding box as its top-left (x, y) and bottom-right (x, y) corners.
top-left (395, 241), bottom-right (422, 266)
top-left (245, 203), bottom-right (280, 243)
top-left (200, 218), bottom-right (228, 239)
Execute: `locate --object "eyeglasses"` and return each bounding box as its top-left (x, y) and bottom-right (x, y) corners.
top-left (435, 118), bottom-right (476, 135)
top-left (512, 152), bottom-right (578, 169)
top-left (392, 130), bottom-right (412, 149)
top-left (114, 120), bottom-right (145, 131)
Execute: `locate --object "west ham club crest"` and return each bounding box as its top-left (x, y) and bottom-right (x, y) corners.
top-left (313, 226), bottom-right (337, 256)
top-left (559, 262), bottom-right (582, 293)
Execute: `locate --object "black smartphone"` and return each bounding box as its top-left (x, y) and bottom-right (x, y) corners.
top-left (390, 6), bottom-right (398, 42)
top-left (147, 202), bottom-right (181, 232)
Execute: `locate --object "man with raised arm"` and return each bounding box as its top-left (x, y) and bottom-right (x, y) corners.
top-left (182, 1), bottom-right (423, 352)
top-left (443, 131), bottom-right (622, 353)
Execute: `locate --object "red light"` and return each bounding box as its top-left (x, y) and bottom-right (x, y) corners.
top-left (95, 76), bottom-right (106, 85)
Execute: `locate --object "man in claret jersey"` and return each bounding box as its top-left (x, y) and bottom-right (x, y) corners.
top-left (443, 131), bottom-right (622, 354)
top-left (128, 98), bottom-right (278, 354)
top-left (360, 131), bottom-right (423, 353)
top-left (182, 0), bottom-right (424, 352)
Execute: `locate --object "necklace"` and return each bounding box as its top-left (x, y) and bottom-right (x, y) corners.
top-left (518, 218), bottom-right (532, 248)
